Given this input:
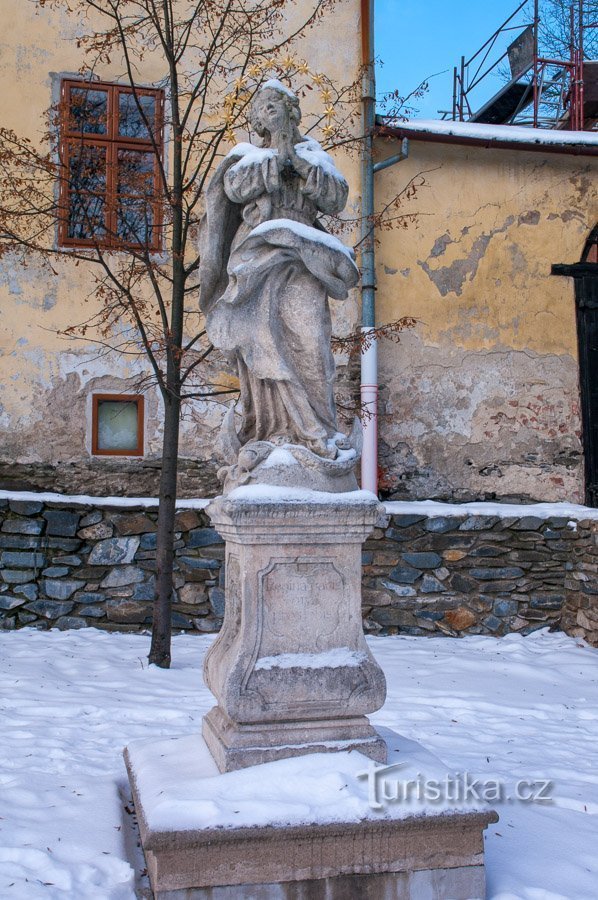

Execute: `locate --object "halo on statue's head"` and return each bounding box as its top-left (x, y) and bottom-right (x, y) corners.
top-left (250, 79), bottom-right (302, 146)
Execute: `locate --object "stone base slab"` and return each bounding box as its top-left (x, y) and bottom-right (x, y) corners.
top-left (124, 733), bottom-right (498, 900)
top-left (202, 705), bottom-right (387, 771)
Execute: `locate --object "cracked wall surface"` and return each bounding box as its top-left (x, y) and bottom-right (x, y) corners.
top-left (375, 139), bottom-right (597, 502)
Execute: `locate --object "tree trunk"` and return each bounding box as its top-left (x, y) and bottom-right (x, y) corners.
top-left (149, 391), bottom-right (181, 668)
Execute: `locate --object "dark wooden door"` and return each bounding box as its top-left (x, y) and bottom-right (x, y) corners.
top-left (576, 275), bottom-right (598, 506)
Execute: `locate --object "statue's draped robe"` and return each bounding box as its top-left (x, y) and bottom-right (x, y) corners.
top-left (200, 139), bottom-right (359, 456)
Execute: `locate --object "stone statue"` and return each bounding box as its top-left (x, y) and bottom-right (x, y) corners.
top-left (200, 80), bottom-right (360, 492)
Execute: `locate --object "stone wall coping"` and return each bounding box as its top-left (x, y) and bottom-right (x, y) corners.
top-left (0, 490), bottom-right (210, 510)
top-left (2, 490), bottom-right (598, 521)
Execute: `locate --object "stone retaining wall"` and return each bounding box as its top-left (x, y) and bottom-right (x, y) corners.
top-left (1, 496), bottom-right (597, 645)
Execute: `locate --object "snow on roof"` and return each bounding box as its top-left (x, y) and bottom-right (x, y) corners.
top-left (378, 117), bottom-right (598, 152)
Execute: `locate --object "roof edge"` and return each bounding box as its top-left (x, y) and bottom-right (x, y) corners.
top-left (376, 119), bottom-right (598, 158)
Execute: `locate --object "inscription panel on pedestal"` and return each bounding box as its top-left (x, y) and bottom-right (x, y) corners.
top-left (258, 559), bottom-right (347, 657)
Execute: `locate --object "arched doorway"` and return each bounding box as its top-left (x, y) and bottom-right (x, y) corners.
top-left (553, 226), bottom-right (598, 505)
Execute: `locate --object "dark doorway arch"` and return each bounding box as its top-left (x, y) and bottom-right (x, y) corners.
top-left (553, 226), bottom-right (598, 505)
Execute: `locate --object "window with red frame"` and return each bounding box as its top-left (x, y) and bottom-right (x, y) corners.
top-left (59, 79), bottom-right (163, 250)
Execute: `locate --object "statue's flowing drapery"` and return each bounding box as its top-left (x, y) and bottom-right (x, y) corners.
top-left (200, 139), bottom-right (359, 456)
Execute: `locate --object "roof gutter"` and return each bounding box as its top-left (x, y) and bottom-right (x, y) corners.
top-left (376, 120), bottom-right (598, 158)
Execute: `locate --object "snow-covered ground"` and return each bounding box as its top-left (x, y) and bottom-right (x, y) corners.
top-left (1, 628), bottom-right (597, 898)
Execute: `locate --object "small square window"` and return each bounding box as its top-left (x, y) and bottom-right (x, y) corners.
top-left (92, 394), bottom-right (144, 456)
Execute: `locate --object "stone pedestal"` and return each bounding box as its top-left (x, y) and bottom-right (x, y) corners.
top-left (202, 490), bottom-right (387, 771)
top-left (124, 732), bottom-right (498, 900)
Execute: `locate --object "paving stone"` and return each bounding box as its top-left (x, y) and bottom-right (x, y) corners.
top-left (401, 551), bottom-right (442, 569)
top-left (139, 533), bottom-right (157, 550)
top-left (186, 528), bottom-right (222, 549)
top-left (89, 537), bottom-right (140, 566)
top-left (0, 534), bottom-right (41, 550)
top-left (1, 517), bottom-right (43, 535)
top-left (78, 606), bottom-right (106, 618)
top-left (529, 594), bottom-right (565, 610)
top-left (388, 564), bottom-right (422, 584)
top-left (424, 516), bottom-right (465, 533)
top-left (420, 574), bottom-right (447, 593)
top-left (106, 599), bottom-right (151, 624)
top-left (193, 617), bottom-right (221, 633)
top-left (443, 549), bottom-right (467, 561)
top-left (79, 511), bottom-right (103, 528)
top-left (13, 583), bottom-right (38, 601)
top-left (42, 566), bottom-right (70, 578)
top-left (385, 528), bottom-right (408, 543)
top-left (493, 599), bottom-right (519, 617)
top-left (43, 579), bottom-right (86, 600)
top-left (178, 556), bottom-right (220, 570)
top-left (56, 616), bottom-right (88, 630)
top-left (171, 612), bottom-right (194, 629)
top-left (0, 595), bottom-right (26, 610)
top-left (43, 509), bottom-right (81, 536)
top-left (101, 566), bottom-right (145, 588)
top-left (24, 599), bottom-right (75, 619)
top-left (512, 517), bottom-right (546, 531)
top-left (381, 581), bottom-right (417, 597)
top-left (389, 514), bottom-right (426, 527)
top-left (209, 586), bottom-right (225, 617)
top-left (469, 545), bottom-right (506, 558)
top-left (174, 510), bottom-right (201, 532)
top-left (1, 551), bottom-right (45, 568)
top-left (482, 614), bottom-right (503, 632)
top-left (45, 538), bottom-right (82, 551)
top-left (179, 582), bottom-right (208, 606)
top-left (1, 569), bottom-right (35, 584)
top-left (470, 566), bottom-right (525, 580)
top-left (9, 500), bottom-right (43, 515)
top-left (78, 521), bottom-right (114, 540)
top-left (449, 573), bottom-right (478, 594)
top-left (112, 513), bottom-right (157, 536)
top-left (131, 579), bottom-right (156, 601)
top-left (52, 555), bottom-right (82, 566)
top-left (458, 516), bottom-right (499, 531)
top-left (415, 610), bottom-right (445, 621)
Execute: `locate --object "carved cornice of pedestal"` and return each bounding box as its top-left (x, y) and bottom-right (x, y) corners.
top-left (207, 491), bottom-right (382, 544)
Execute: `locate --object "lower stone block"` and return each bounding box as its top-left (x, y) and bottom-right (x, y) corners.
top-left (124, 734), bottom-right (497, 900)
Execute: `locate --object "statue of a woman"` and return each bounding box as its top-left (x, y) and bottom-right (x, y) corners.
top-left (200, 81), bottom-right (359, 487)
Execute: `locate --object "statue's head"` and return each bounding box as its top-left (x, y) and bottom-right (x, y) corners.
top-left (250, 80), bottom-right (301, 145)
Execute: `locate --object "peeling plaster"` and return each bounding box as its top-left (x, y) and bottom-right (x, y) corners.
top-left (418, 217), bottom-right (516, 297)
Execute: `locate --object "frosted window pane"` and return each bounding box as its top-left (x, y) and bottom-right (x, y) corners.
top-left (97, 400), bottom-right (139, 451)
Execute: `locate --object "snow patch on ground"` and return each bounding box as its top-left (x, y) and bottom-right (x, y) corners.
top-left (1, 629), bottom-right (597, 897)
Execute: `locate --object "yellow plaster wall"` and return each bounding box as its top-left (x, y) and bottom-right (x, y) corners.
top-left (374, 137), bottom-right (597, 502)
top-left (375, 140), bottom-right (596, 354)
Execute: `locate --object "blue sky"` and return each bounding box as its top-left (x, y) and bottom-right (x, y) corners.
top-left (375, 0), bottom-right (532, 119)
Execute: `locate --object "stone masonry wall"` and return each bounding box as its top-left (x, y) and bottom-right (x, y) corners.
top-left (364, 510), bottom-right (598, 646)
top-left (0, 495), bottom-right (597, 646)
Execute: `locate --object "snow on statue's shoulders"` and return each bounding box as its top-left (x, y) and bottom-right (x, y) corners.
top-left (295, 138), bottom-right (344, 179)
top-left (251, 218), bottom-right (356, 260)
top-left (226, 142), bottom-right (278, 170)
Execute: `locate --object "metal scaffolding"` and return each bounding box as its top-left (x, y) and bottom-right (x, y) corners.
top-left (448, 0), bottom-right (597, 130)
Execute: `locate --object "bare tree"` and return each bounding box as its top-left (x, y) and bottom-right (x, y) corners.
top-left (0, 0), bottom-right (419, 666)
